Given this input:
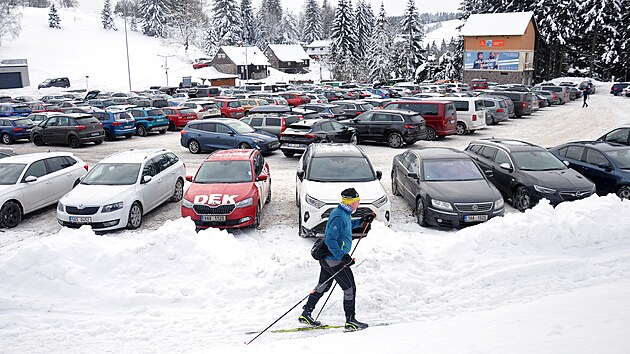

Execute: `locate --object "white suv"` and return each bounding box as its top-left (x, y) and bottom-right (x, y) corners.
top-left (57, 149), bottom-right (185, 231)
top-left (0, 152), bottom-right (87, 228)
top-left (295, 143), bottom-right (390, 237)
top-left (179, 100), bottom-right (221, 119)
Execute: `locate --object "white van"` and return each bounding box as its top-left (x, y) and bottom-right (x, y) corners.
top-left (431, 97), bottom-right (487, 135)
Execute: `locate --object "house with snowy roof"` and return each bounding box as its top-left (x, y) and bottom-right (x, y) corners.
top-left (303, 40), bottom-right (332, 60)
top-left (460, 12), bottom-right (537, 85)
top-left (209, 46), bottom-right (270, 80)
top-left (263, 44), bottom-right (310, 74)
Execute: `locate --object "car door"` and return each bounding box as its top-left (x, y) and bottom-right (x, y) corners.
top-left (44, 156), bottom-right (76, 199)
top-left (330, 120), bottom-right (353, 142)
top-left (151, 153), bottom-right (174, 204)
top-left (216, 123), bottom-right (238, 149)
top-left (369, 113), bottom-right (391, 142)
top-left (580, 148), bottom-right (617, 194)
top-left (195, 122), bottom-right (216, 151)
top-left (53, 116), bottom-right (71, 144)
top-left (20, 159), bottom-right (56, 212)
top-left (253, 152), bottom-right (270, 205)
top-left (352, 112), bottom-right (372, 138)
top-left (318, 121), bottom-right (336, 142)
top-left (600, 128), bottom-right (630, 146)
top-left (140, 159), bottom-right (164, 211)
top-left (492, 149), bottom-right (516, 195)
top-left (400, 153), bottom-right (420, 205)
top-left (39, 117), bottom-right (57, 143)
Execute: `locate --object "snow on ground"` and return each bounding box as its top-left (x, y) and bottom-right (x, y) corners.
top-left (423, 19), bottom-right (463, 46)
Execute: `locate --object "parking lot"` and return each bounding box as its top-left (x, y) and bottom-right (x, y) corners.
top-left (2, 84), bottom-right (628, 247)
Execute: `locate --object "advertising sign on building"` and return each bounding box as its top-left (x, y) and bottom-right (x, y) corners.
top-left (464, 51), bottom-right (520, 71)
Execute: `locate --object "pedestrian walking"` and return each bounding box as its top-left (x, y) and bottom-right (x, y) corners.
top-left (582, 87), bottom-right (589, 108)
top-left (299, 188), bottom-right (374, 331)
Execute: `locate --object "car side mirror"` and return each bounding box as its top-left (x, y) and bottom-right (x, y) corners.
top-left (407, 172), bottom-right (419, 180)
top-left (185, 175), bottom-right (193, 182)
top-left (24, 175), bottom-right (38, 183)
top-left (376, 170), bottom-right (382, 180)
top-left (297, 170), bottom-right (304, 180)
top-left (499, 163), bottom-right (513, 172)
top-left (598, 162), bottom-right (612, 171)
top-left (352, 118), bottom-right (358, 123)
top-left (484, 170), bottom-right (494, 178)
top-left (142, 175), bottom-right (153, 183)
top-left (563, 160), bottom-right (570, 166)
top-left (257, 174), bottom-right (268, 181)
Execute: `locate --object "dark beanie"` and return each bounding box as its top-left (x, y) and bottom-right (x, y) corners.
top-left (341, 188), bottom-right (359, 199)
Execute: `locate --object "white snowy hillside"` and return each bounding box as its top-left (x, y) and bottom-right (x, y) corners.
top-left (1, 195), bottom-right (630, 353)
top-left (423, 19), bottom-right (463, 47)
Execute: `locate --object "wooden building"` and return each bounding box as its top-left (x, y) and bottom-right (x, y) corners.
top-left (264, 45), bottom-right (310, 74)
top-left (209, 46), bottom-right (270, 80)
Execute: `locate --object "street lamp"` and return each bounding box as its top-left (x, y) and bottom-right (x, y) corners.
top-left (85, 75), bottom-right (89, 90)
top-left (237, 41), bottom-right (249, 82)
top-left (157, 54), bottom-right (174, 86)
top-left (123, 4), bottom-right (132, 91)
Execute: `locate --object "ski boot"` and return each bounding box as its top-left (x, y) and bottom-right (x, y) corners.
top-left (298, 306), bottom-right (322, 326)
top-left (345, 315), bottom-right (368, 331)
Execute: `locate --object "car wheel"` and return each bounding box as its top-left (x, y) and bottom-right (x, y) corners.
top-left (33, 134), bottom-right (44, 146)
top-left (512, 186), bottom-right (531, 212)
top-left (137, 125), bottom-right (147, 137)
top-left (1, 133), bottom-right (12, 145)
top-left (251, 203), bottom-right (261, 229)
top-left (94, 139), bottom-right (103, 145)
top-left (68, 135), bottom-right (81, 148)
top-left (159, 129), bottom-right (167, 134)
top-left (416, 198), bottom-right (428, 226)
top-left (168, 122), bottom-right (176, 131)
top-left (170, 179), bottom-right (184, 202)
top-left (239, 142), bottom-right (251, 149)
top-left (266, 183), bottom-right (271, 204)
top-left (283, 150), bottom-right (295, 157)
top-left (350, 133), bottom-right (358, 145)
top-left (425, 127), bottom-right (436, 141)
top-left (104, 130), bottom-right (112, 141)
top-left (616, 185), bottom-right (630, 199)
top-left (486, 115), bottom-right (494, 125)
top-left (0, 201), bottom-right (22, 228)
top-left (127, 202), bottom-right (143, 229)
top-left (387, 132), bottom-right (404, 148)
top-left (188, 139), bottom-right (200, 154)
top-left (391, 171), bottom-right (401, 196)
top-left (456, 122), bottom-right (467, 135)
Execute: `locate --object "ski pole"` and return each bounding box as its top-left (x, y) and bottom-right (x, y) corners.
top-left (245, 262), bottom-right (352, 346)
top-left (314, 213), bottom-right (374, 321)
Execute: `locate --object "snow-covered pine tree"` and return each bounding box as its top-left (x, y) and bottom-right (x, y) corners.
top-left (256, 0), bottom-right (283, 47)
top-left (617, 0), bottom-right (630, 80)
top-left (60, 0), bottom-right (78, 8)
top-left (130, 15), bottom-right (138, 31)
top-left (0, 0), bottom-right (22, 46)
top-left (203, 25), bottom-right (220, 57)
top-left (330, 0), bottom-right (358, 81)
top-left (366, 1), bottom-right (392, 83)
top-left (354, 0), bottom-right (374, 60)
top-left (212, 0), bottom-right (242, 46)
top-left (302, 0), bottom-right (323, 44)
top-left (441, 36), bottom-right (463, 81)
top-left (102, 0), bottom-right (118, 31)
top-left (400, 0), bottom-right (424, 81)
top-left (139, 0), bottom-right (169, 37)
top-left (532, 0), bottom-right (575, 81)
top-left (167, 0), bottom-right (204, 53)
top-left (48, 3), bottom-right (61, 29)
top-left (281, 11), bottom-right (300, 44)
top-left (241, 0), bottom-right (256, 45)
top-left (321, 0), bottom-right (335, 39)
top-left (577, 0), bottom-right (623, 79)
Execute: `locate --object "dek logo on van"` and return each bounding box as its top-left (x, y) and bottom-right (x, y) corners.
top-left (194, 194), bottom-right (238, 205)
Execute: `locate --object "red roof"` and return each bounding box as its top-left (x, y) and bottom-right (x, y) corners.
top-left (206, 149), bottom-right (254, 161)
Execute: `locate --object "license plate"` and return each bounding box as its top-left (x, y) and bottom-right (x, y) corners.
top-left (285, 143), bottom-right (302, 148)
top-left (464, 215), bottom-right (488, 222)
top-left (124, 125), bottom-right (132, 129)
top-left (69, 216), bottom-right (92, 223)
top-left (202, 215), bottom-right (226, 222)
top-left (91, 132), bottom-right (100, 136)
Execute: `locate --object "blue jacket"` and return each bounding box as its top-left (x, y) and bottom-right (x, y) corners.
top-left (324, 204), bottom-right (362, 261)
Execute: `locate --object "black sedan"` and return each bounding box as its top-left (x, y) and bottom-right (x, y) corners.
top-left (339, 109), bottom-right (427, 148)
top-left (549, 141), bottom-right (630, 199)
top-left (391, 147), bottom-right (504, 228)
top-left (279, 119), bottom-right (357, 157)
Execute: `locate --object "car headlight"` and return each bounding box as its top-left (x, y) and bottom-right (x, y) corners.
top-left (182, 198), bottom-right (193, 208)
top-left (533, 185), bottom-right (556, 194)
top-left (431, 199), bottom-right (453, 211)
top-left (102, 201), bottom-right (123, 213)
top-left (235, 197), bottom-right (253, 208)
top-left (57, 201), bottom-right (64, 212)
top-left (252, 138), bottom-right (263, 144)
top-left (494, 197), bottom-right (504, 209)
top-left (305, 194), bottom-right (326, 209)
top-left (372, 194), bottom-right (388, 208)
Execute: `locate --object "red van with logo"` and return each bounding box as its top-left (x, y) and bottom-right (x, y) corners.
top-left (382, 100), bottom-right (458, 141)
top-left (470, 79), bottom-right (489, 90)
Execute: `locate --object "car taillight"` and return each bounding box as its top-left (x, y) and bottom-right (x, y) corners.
top-left (199, 108), bottom-right (206, 112)
top-left (181, 129), bottom-right (186, 135)
top-left (99, 123), bottom-right (103, 127)
top-left (298, 115), bottom-right (304, 119)
top-left (522, 102), bottom-right (526, 108)
top-left (281, 119), bottom-right (286, 131)
top-left (496, 108), bottom-right (504, 113)
top-left (13, 127), bottom-right (24, 132)
top-left (146, 118), bottom-right (154, 121)
top-left (356, 111), bottom-right (361, 115)
top-left (404, 124), bottom-right (413, 129)
top-left (75, 125), bottom-right (86, 131)
top-left (305, 134), bottom-right (315, 139)
top-left (84, 164), bottom-right (89, 171)
top-left (472, 115), bottom-right (477, 121)
top-left (112, 121), bottom-right (122, 126)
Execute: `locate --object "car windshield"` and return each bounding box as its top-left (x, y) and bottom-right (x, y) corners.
top-left (307, 156), bottom-right (375, 182)
top-left (81, 163), bottom-right (141, 185)
top-left (512, 151), bottom-right (567, 171)
top-left (423, 159), bottom-right (483, 181)
top-left (0, 163), bottom-right (26, 185)
top-left (114, 112), bottom-right (132, 120)
top-left (201, 103), bottom-right (217, 109)
top-left (195, 161), bottom-right (252, 183)
top-left (226, 120), bottom-right (255, 134)
top-left (605, 149), bottom-right (630, 169)
top-left (15, 118), bottom-right (34, 126)
top-left (330, 106), bottom-right (344, 115)
top-left (147, 109), bottom-right (164, 116)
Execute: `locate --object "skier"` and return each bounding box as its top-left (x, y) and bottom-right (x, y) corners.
top-left (582, 87), bottom-right (589, 108)
top-left (299, 188), bottom-right (374, 331)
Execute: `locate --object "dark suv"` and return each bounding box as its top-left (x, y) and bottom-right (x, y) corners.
top-left (31, 114), bottom-right (105, 148)
top-left (38, 77), bottom-right (70, 89)
top-left (340, 109), bottom-right (427, 148)
top-left (465, 138), bottom-right (595, 211)
top-left (298, 103), bottom-right (346, 119)
top-left (610, 82), bottom-right (630, 96)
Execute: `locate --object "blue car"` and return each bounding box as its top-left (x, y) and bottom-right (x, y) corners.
top-left (549, 141), bottom-right (630, 199)
top-left (127, 107), bottom-right (169, 136)
top-left (369, 88), bottom-right (390, 99)
top-left (0, 103), bottom-right (32, 117)
top-left (92, 110), bottom-right (137, 140)
top-left (180, 118), bottom-right (280, 154)
top-left (0, 117), bottom-right (35, 144)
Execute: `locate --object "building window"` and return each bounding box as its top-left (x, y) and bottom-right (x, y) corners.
top-left (217, 53), bottom-right (226, 59)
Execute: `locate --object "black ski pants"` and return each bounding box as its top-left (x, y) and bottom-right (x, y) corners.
top-left (305, 259), bottom-right (356, 318)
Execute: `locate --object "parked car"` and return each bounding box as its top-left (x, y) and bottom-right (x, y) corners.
top-left (0, 147), bottom-right (16, 158)
top-left (303, 93), bottom-right (329, 103)
top-left (465, 138), bottom-right (596, 211)
top-left (391, 147), bottom-right (504, 227)
top-left (92, 110), bottom-right (136, 140)
top-left (279, 119), bottom-right (357, 157)
top-left (432, 97), bottom-right (487, 135)
top-left (383, 100), bottom-right (458, 141)
top-left (334, 100), bottom-right (374, 119)
top-left (181, 149), bottom-right (271, 229)
top-left (277, 92), bottom-right (311, 107)
top-left (38, 77), bottom-right (70, 89)
top-left (29, 103), bottom-right (62, 113)
top-left (212, 98), bottom-right (246, 118)
top-left (321, 91), bottom-right (344, 102)
top-left (339, 109), bottom-right (427, 148)
top-left (0, 103), bottom-right (32, 118)
top-left (239, 98), bottom-right (270, 114)
top-left (535, 93), bottom-right (550, 108)
top-left (297, 103), bottom-right (346, 120)
top-left (0, 152), bottom-right (87, 227)
top-left (188, 86), bottom-right (221, 98)
top-left (610, 82), bottom-right (629, 96)
top-left (162, 106), bottom-right (198, 131)
top-left (533, 90), bottom-right (560, 106)
top-left (31, 114), bottom-right (105, 148)
top-left (128, 98), bottom-right (170, 108)
top-left (240, 114), bottom-right (303, 137)
top-left (127, 107), bottom-right (169, 136)
top-left (57, 149), bottom-right (185, 231)
top-left (26, 112), bottom-right (60, 125)
top-left (536, 85), bottom-right (569, 104)
top-left (296, 143), bottom-right (390, 237)
top-left (483, 91), bottom-right (533, 117)
top-left (179, 100), bottom-right (221, 119)
top-left (0, 117), bottom-right (35, 144)
top-left (597, 125), bottom-right (630, 145)
top-left (549, 141), bottom-right (630, 199)
top-left (481, 97), bottom-right (509, 125)
top-left (470, 79), bottom-right (489, 90)
top-left (180, 118), bottom-right (280, 154)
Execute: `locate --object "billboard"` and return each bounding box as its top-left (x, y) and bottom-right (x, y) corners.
top-left (464, 51), bottom-right (520, 71)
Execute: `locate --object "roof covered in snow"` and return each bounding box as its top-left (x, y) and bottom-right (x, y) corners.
top-left (197, 66), bottom-right (238, 80)
top-left (460, 12), bottom-right (535, 36)
top-left (266, 45), bottom-right (310, 62)
top-left (304, 40), bottom-right (332, 48)
top-left (219, 46), bottom-right (270, 66)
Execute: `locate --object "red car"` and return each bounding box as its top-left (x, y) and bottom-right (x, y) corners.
top-left (383, 100), bottom-right (458, 141)
top-left (162, 106), bottom-right (198, 130)
top-left (212, 98), bottom-right (245, 118)
top-left (278, 92), bottom-right (311, 107)
top-left (181, 149), bottom-right (271, 229)
top-left (29, 103), bottom-right (62, 113)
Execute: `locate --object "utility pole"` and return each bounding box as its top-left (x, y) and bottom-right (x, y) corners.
top-left (123, 4), bottom-right (132, 91)
top-left (157, 54), bottom-right (175, 86)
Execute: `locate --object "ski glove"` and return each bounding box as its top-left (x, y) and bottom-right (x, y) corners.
top-left (341, 253), bottom-right (355, 267)
top-left (361, 213), bottom-right (375, 223)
